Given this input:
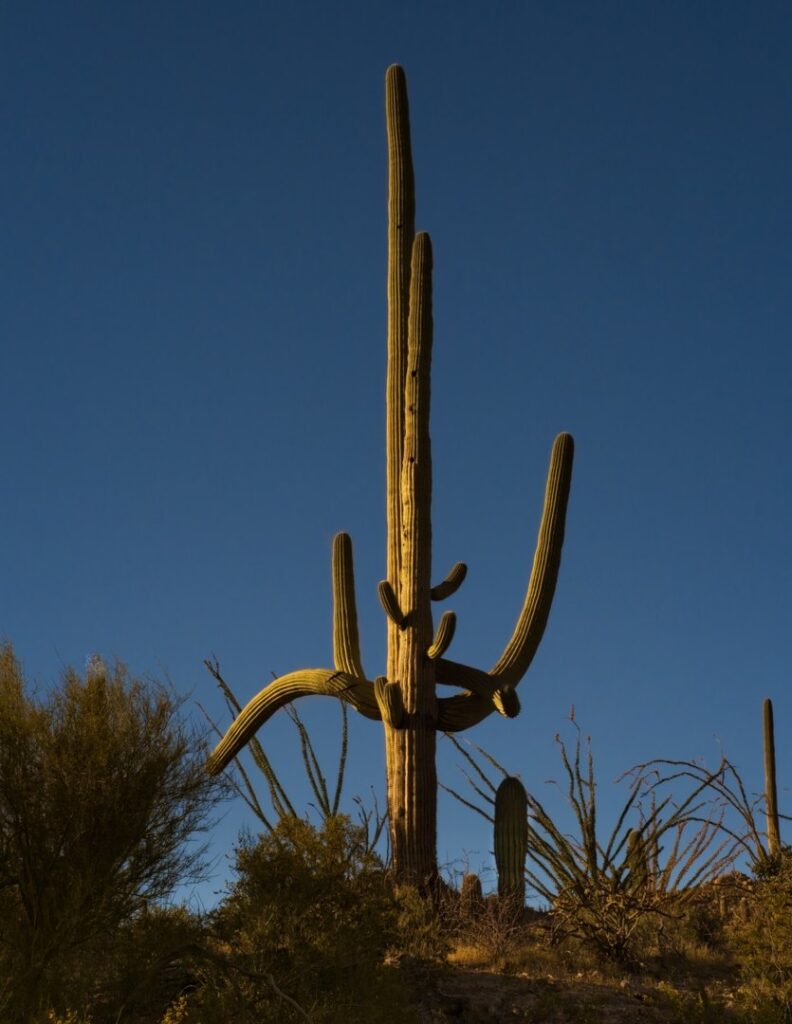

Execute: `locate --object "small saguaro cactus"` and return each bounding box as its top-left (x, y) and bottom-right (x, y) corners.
top-left (763, 697), bottom-right (781, 858)
top-left (206, 66), bottom-right (574, 885)
top-left (494, 776), bottom-right (529, 902)
top-left (460, 872), bottom-right (484, 917)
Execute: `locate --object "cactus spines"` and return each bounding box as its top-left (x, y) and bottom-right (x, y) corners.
top-left (206, 66), bottom-right (573, 886)
top-left (494, 776), bottom-right (528, 902)
top-left (763, 697), bottom-right (781, 858)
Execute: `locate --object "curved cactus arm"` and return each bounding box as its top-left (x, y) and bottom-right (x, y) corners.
top-left (490, 432), bottom-right (574, 689)
top-left (206, 669), bottom-right (380, 776)
top-left (426, 611), bottom-right (456, 660)
top-left (434, 659), bottom-right (521, 732)
top-left (374, 676), bottom-right (405, 728)
top-left (430, 562), bottom-right (467, 601)
top-left (332, 532), bottom-right (366, 678)
top-left (436, 658), bottom-right (519, 717)
top-left (378, 579), bottom-right (407, 628)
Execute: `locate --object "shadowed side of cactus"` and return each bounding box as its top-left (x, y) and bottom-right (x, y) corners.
top-left (764, 697), bottom-right (781, 858)
top-left (494, 777), bottom-right (528, 903)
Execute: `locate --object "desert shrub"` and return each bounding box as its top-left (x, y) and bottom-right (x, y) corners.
top-left (192, 815), bottom-right (419, 1023)
top-left (728, 849), bottom-right (792, 1022)
top-left (443, 723), bottom-right (738, 968)
top-left (0, 644), bottom-right (224, 1023)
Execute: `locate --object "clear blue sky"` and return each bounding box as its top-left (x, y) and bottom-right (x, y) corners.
top-left (3, 2), bottom-right (790, 906)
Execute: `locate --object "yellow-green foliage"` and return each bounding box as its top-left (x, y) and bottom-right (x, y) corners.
top-left (729, 851), bottom-right (792, 1022)
top-left (197, 816), bottom-right (420, 1023)
top-left (0, 643), bottom-right (221, 1024)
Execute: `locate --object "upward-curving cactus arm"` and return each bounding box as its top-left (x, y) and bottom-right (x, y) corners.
top-left (332, 532), bottom-right (366, 679)
top-left (490, 431), bottom-right (574, 689)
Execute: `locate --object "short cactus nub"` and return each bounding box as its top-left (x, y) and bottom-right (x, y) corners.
top-left (378, 579), bottom-right (406, 629)
top-left (494, 776), bottom-right (528, 903)
top-left (427, 611), bottom-right (456, 660)
top-left (206, 66), bottom-right (573, 885)
top-left (374, 676), bottom-right (405, 729)
top-left (764, 697), bottom-right (781, 858)
top-left (460, 871), bottom-right (484, 916)
top-left (431, 562), bottom-right (467, 601)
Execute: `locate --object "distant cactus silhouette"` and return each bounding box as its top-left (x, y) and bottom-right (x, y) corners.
top-left (494, 776), bottom-right (528, 902)
top-left (206, 66), bottom-right (574, 884)
top-left (764, 697), bottom-right (781, 858)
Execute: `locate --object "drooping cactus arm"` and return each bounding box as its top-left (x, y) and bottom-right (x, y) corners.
top-left (206, 669), bottom-right (380, 776)
top-left (436, 691), bottom-right (496, 732)
top-left (490, 431), bottom-right (574, 688)
top-left (434, 658), bottom-right (520, 733)
top-left (332, 532), bottom-right (366, 679)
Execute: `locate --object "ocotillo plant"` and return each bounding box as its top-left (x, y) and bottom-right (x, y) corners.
top-left (494, 776), bottom-right (529, 902)
top-left (206, 66), bottom-right (574, 885)
top-left (763, 697), bottom-right (781, 858)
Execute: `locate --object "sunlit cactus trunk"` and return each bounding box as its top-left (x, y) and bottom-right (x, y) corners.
top-left (383, 70), bottom-right (437, 880)
top-left (205, 65), bottom-right (574, 888)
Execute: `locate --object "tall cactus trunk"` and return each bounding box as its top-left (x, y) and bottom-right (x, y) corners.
top-left (763, 697), bottom-right (781, 858)
top-left (385, 68), bottom-right (437, 881)
top-left (205, 64), bottom-right (574, 891)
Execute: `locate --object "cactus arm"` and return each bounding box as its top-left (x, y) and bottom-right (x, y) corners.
top-left (436, 658), bottom-right (520, 716)
top-left (374, 676), bottom-right (405, 728)
top-left (764, 697), bottom-right (781, 857)
top-left (439, 432), bottom-right (573, 733)
top-left (206, 669), bottom-right (380, 776)
top-left (332, 532), bottom-right (366, 678)
top-left (490, 432), bottom-right (574, 688)
top-left (426, 611), bottom-right (456, 660)
top-left (378, 580), bottom-right (407, 628)
top-left (385, 63), bottom-right (415, 684)
top-left (430, 562), bottom-right (467, 601)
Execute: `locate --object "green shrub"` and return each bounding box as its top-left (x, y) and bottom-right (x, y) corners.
top-left (195, 816), bottom-right (420, 1023)
top-left (729, 850), bottom-right (792, 1022)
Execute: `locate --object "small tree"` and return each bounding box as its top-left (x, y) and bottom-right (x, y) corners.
top-left (0, 643), bottom-right (224, 1021)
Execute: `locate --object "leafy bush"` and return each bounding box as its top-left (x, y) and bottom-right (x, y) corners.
top-left (0, 644), bottom-right (224, 1023)
top-left (729, 849), bottom-right (792, 1022)
top-left (192, 815), bottom-right (419, 1023)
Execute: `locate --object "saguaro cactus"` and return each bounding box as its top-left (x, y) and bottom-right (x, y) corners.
top-left (206, 66), bottom-right (574, 885)
top-left (763, 697), bottom-right (781, 858)
top-left (494, 777), bottom-right (529, 902)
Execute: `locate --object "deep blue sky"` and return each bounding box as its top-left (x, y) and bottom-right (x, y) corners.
top-left (3, 3), bottom-right (790, 905)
